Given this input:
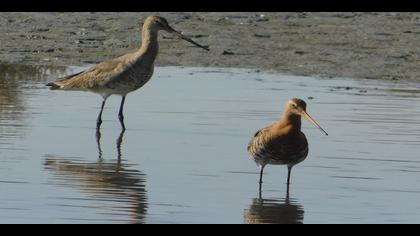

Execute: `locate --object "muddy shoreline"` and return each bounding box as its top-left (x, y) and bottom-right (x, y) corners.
top-left (1, 12), bottom-right (420, 81)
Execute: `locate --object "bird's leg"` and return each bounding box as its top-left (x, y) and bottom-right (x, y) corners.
top-left (285, 189), bottom-right (290, 204)
top-left (259, 165), bottom-right (265, 185)
top-left (258, 165), bottom-right (265, 197)
top-left (287, 165), bottom-right (292, 190)
top-left (116, 129), bottom-right (125, 160)
top-left (97, 99), bottom-right (107, 129)
top-left (286, 166), bottom-right (293, 194)
top-left (95, 129), bottom-right (103, 159)
top-left (118, 96), bottom-right (126, 130)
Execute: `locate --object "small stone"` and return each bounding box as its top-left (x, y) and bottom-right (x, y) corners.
top-left (222, 50), bottom-right (235, 55)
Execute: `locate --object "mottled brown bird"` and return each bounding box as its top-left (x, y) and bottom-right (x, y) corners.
top-left (47, 15), bottom-right (209, 130)
top-left (247, 98), bottom-right (328, 191)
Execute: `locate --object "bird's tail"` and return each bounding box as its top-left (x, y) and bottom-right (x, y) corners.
top-left (46, 70), bottom-right (84, 90)
top-left (46, 82), bottom-right (61, 90)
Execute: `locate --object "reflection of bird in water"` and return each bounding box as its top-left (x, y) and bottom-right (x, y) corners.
top-left (244, 191), bottom-right (304, 224)
top-left (248, 98), bottom-right (328, 193)
top-left (44, 130), bottom-right (147, 223)
top-left (95, 129), bottom-right (125, 160)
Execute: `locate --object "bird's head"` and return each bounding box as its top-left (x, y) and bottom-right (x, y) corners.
top-left (143, 15), bottom-right (209, 51)
top-left (285, 98), bottom-right (328, 136)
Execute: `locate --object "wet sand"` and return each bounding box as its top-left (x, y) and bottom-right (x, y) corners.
top-left (1, 12), bottom-right (420, 81)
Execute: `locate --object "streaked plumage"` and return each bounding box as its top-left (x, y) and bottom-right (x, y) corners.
top-left (248, 98), bottom-right (327, 191)
top-left (47, 15), bottom-right (209, 130)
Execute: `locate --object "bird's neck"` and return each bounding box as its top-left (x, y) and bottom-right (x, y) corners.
top-left (277, 112), bottom-right (302, 132)
top-left (137, 26), bottom-right (159, 63)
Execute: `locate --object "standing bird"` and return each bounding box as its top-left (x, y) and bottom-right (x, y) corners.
top-left (247, 98), bottom-right (328, 192)
top-left (47, 15), bottom-right (209, 130)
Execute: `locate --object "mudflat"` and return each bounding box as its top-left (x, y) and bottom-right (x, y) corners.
top-left (1, 12), bottom-right (420, 81)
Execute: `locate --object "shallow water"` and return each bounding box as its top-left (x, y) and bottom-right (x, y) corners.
top-left (0, 63), bottom-right (419, 223)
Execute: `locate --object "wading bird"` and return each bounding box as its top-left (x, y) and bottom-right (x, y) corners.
top-left (47, 15), bottom-right (209, 130)
top-left (247, 98), bottom-right (328, 192)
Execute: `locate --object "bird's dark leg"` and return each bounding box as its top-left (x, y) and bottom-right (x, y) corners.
top-left (285, 189), bottom-right (290, 204)
top-left (259, 165), bottom-right (265, 185)
top-left (97, 99), bottom-right (107, 129)
top-left (95, 129), bottom-right (103, 159)
top-left (287, 165), bottom-right (292, 193)
top-left (116, 129), bottom-right (125, 160)
top-left (258, 165), bottom-right (265, 197)
top-left (118, 96), bottom-right (126, 130)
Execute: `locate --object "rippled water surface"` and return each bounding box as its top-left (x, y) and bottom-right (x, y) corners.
top-left (0, 63), bottom-right (419, 223)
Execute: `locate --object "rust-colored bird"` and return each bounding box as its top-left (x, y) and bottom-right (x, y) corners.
top-left (247, 98), bottom-right (328, 192)
top-left (46, 15), bottom-right (209, 130)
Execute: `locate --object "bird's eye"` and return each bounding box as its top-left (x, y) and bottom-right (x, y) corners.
top-left (292, 104), bottom-right (297, 108)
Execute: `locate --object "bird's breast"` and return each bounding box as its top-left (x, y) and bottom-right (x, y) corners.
top-left (249, 131), bottom-right (309, 165)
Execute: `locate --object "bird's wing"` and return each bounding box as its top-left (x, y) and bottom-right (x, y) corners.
top-left (247, 126), bottom-right (271, 152)
top-left (48, 53), bottom-right (134, 90)
top-left (254, 126), bottom-right (270, 138)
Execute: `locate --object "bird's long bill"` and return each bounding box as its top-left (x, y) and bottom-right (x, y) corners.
top-left (166, 25), bottom-right (210, 51)
top-left (301, 111), bottom-right (328, 136)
